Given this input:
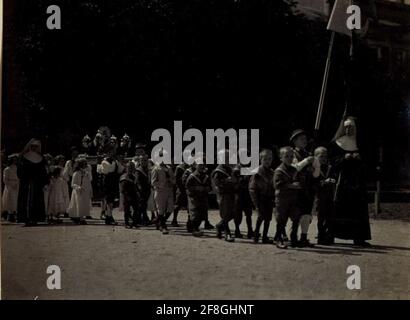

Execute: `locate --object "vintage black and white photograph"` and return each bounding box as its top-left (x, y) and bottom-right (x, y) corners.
top-left (1, 0), bottom-right (409, 302)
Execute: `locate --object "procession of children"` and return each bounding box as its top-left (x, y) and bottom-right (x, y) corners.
top-left (1, 117), bottom-right (372, 249)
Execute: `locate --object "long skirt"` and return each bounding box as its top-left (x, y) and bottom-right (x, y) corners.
top-left (68, 190), bottom-right (91, 218)
top-left (2, 185), bottom-right (19, 213)
top-left (17, 180), bottom-right (46, 223)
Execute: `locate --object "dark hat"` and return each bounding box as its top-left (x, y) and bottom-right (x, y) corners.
top-left (289, 129), bottom-right (307, 143)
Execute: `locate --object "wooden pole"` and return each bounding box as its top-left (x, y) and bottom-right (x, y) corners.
top-left (314, 31), bottom-right (336, 132)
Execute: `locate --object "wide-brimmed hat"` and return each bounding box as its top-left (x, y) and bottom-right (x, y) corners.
top-left (289, 129), bottom-right (307, 143)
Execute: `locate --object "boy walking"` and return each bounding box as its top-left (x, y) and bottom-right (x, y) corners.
top-left (249, 150), bottom-right (275, 244)
top-left (290, 129), bottom-right (315, 247)
top-left (274, 147), bottom-right (302, 248)
top-left (211, 150), bottom-right (239, 242)
top-left (185, 154), bottom-right (211, 237)
top-left (313, 147), bottom-right (336, 245)
top-left (119, 162), bottom-right (140, 228)
top-left (135, 155), bottom-right (151, 226)
top-left (173, 161), bottom-right (190, 227)
top-left (151, 154), bottom-right (175, 234)
top-left (97, 153), bottom-right (124, 225)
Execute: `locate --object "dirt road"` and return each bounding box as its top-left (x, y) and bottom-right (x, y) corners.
top-left (1, 208), bottom-right (409, 299)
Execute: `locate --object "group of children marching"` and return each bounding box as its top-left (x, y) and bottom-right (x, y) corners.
top-left (2, 129), bottom-right (337, 249)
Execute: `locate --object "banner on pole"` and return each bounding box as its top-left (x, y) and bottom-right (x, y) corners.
top-left (327, 0), bottom-right (377, 37)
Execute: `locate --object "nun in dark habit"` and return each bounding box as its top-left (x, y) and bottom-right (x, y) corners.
top-left (17, 139), bottom-right (49, 225)
top-left (329, 117), bottom-right (371, 247)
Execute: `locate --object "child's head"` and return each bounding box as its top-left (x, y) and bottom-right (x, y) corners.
top-left (109, 135), bottom-right (118, 146)
top-left (126, 161), bottom-right (136, 174)
top-left (51, 166), bottom-right (62, 178)
top-left (44, 153), bottom-right (53, 164)
top-left (76, 158), bottom-right (88, 170)
top-left (279, 147), bottom-right (294, 166)
top-left (314, 147), bottom-right (328, 165)
top-left (137, 154), bottom-right (148, 168)
top-left (290, 130), bottom-right (308, 149)
top-left (147, 159), bottom-right (155, 169)
top-left (54, 155), bottom-right (65, 167)
top-left (260, 149), bottom-right (273, 168)
top-left (194, 153), bottom-right (206, 173)
top-left (82, 134), bottom-right (91, 148)
top-left (217, 149), bottom-right (231, 166)
top-left (120, 134), bottom-right (130, 147)
top-left (7, 154), bottom-right (18, 166)
top-left (94, 133), bottom-right (102, 143)
top-left (185, 154), bottom-right (195, 169)
top-left (154, 148), bottom-right (169, 166)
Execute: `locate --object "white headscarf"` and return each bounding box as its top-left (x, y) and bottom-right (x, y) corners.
top-left (21, 138), bottom-right (43, 163)
top-left (334, 117), bottom-right (358, 152)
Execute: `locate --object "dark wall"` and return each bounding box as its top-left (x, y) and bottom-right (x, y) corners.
top-left (2, 0), bottom-right (409, 186)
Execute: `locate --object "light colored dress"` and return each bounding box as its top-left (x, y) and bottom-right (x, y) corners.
top-left (47, 176), bottom-right (70, 216)
top-left (68, 169), bottom-right (92, 218)
top-left (2, 164), bottom-right (19, 213)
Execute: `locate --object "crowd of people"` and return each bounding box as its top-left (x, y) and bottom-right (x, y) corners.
top-left (1, 117), bottom-right (372, 249)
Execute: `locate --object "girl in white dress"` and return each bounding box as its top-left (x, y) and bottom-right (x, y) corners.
top-left (67, 158), bottom-right (92, 224)
top-left (2, 154), bottom-right (19, 222)
top-left (47, 167), bottom-right (69, 223)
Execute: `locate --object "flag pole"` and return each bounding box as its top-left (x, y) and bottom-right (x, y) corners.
top-left (314, 31), bottom-right (336, 135)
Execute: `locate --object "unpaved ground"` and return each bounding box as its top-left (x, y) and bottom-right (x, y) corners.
top-left (1, 207), bottom-right (409, 300)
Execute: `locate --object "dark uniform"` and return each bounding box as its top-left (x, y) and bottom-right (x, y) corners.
top-left (135, 165), bottom-right (151, 225)
top-left (249, 165), bottom-right (275, 243)
top-left (273, 163), bottom-right (301, 246)
top-left (185, 170), bottom-right (211, 233)
top-left (119, 172), bottom-right (139, 227)
top-left (100, 159), bottom-right (121, 204)
top-left (97, 157), bottom-right (124, 225)
top-left (293, 148), bottom-right (315, 216)
top-left (293, 147), bottom-right (315, 247)
top-left (233, 165), bottom-right (254, 238)
top-left (182, 166), bottom-right (194, 231)
top-left (313, 163), bottom-right (335, 244)
top-left (173, 163), bottom-right (189, 225)
top-left (211, 164), bottom-right (239, 241)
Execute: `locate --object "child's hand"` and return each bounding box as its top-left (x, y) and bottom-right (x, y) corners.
top-left (345, 153), bottom-right (353, 160)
